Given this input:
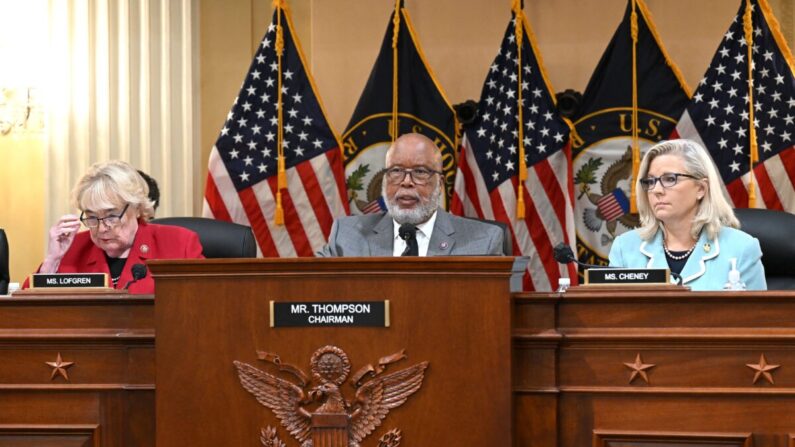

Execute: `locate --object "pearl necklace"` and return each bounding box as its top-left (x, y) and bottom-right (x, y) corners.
top-left (663, 240), bottom-right (696, 260)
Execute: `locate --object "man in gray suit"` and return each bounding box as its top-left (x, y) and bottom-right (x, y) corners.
top-left (317, 133), bottom-right (505, 257)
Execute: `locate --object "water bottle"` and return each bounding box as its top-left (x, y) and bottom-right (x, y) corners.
top-left (723, 258), bottom-right (746, 291)
top-left (6, 283), bottom-right (20, 296)
top-left (556, 277), bottom-right (571, 293)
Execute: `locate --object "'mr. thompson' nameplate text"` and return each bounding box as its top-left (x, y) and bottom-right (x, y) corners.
top-left (270, 301), bottom-right (390, 327)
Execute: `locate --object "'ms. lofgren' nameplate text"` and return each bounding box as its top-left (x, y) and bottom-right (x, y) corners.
top-left (30, 273), bottom-right (109, 288)
top-left (270, 301), bottom-right (390, 327)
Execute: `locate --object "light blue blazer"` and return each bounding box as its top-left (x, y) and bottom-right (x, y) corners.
top-left (608, 227), bottom-right (767, 291)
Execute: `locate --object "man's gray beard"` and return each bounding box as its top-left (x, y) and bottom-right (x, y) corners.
top-left (383, 181), bottom-right (442, 225)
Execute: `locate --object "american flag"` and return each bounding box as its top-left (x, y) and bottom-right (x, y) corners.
top-left (203, 5), bottom-right (349, 257)
top-left (451, 13), bottom-right (577, 291)
top-left (675, 0), bottom-right (795, 211)
top-left (597, 189), bottom-right (630, 222)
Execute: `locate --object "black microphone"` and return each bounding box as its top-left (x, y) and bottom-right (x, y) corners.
top-left (552, 242), bottom-right (682, 285)
top-left (398, 224), bottom-right (416, 241)
top-left (398, 224), bottom-right (419, 256)
top-left (553, 243), bottom-right (603, 269)
top-left (123, 263), bottom-right (148, 290)
top-left (553, 243), bottom-right (578, 265)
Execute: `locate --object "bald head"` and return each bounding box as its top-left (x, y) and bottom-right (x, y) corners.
top-left (385, 133), bottom-right (442, 172)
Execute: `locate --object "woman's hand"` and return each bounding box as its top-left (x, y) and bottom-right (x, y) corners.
top-left (40, 214), bottom-right (82, 273)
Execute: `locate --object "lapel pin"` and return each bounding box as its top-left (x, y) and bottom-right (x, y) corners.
top-left (703, 243), bottom-right (711, 253)
top-left (439, 241), bottom-right (449, 250)
top-left (140, 244), bottom-right (150, 254)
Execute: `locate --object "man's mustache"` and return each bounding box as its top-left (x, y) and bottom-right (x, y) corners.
top-left (393, 189), bottom-right (422, 201)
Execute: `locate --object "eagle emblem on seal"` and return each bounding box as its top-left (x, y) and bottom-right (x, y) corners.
top-left (234, 345), bottom-right (429, 447)
top-left (576, 146), bottom-right (640, 245)
top-left (346, 163), bottom-right (387, 214)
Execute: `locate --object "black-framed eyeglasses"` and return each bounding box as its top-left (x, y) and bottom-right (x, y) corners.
top-left (384, 167), bottom-right (442, 185)
top-left (80, 204), bottom-right (130, 228)
top-left (639, 172), bottom-right (700, 191)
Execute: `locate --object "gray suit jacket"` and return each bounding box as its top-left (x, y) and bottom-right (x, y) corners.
top-left (316, 209), bottom-right (505, 257)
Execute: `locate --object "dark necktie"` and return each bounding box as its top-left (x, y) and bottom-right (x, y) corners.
top-left (398, 224), bottom-right (419, 256)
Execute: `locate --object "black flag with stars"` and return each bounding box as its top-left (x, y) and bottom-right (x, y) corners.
top-left (571, 0), bottom-right (690, 269)
top-left (342, 1), bottom-right (458, 215)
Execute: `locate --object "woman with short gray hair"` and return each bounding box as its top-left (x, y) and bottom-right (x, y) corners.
top-left (24, 160), bottom-right (203, 293)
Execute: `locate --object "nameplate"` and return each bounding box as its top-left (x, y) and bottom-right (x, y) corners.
top-left (30, 273), bottom-right (109, 288)
top-left (585, 268), bottom-right (670, 285)
top-left (270, 301), bottom-right (390, 327)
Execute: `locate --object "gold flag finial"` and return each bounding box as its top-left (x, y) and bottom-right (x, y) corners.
top-left (744, 0), bottom-right (759, 207)
top-left (274, 1), bottom-right (286, 225)
top-left (513, 1), bottom-right (526, 218)
top-left (629, 0), bottom-right (640, 214)
top-left (391, 0), bottom-right (401, 142)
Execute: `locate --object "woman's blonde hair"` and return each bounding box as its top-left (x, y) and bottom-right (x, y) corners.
top-left (636, 139), bottom-right (739, 241)
top-left (72, 160), bottom-right (155, 220)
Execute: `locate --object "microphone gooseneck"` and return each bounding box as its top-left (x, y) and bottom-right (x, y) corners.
top-left (551, 242), bottom-right (683, 285)
top-left (553, 243), bottom-right (576, 264)
top-left (553, 242), bottom-right (603, 270)
top-left (398, 224), bottom-right (419, 256)
top-left (123, 263), bottom-right (148, 290)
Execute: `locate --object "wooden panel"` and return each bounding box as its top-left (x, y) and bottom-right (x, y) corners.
top-left (0, 344), bottom-right (153, 385)
top-left (0, 424), bottom-right (99, 447)
top-left (513, 339), bottom-right (558, 389)
top-left (558, 346), bottom-right (795, 388)
top-left (514, 393), bottom-right (557, 447)
top-left (0, 294), bottom-right (153, 330)
top-left (594, 430), bottom-right (751, 447)
top-left (7, 272), bottom-right (795, 445)
top-left (152, 257), bottom-right (516, 447)
top-left (514, 289), bottom-right (795, 447)
top-left (558, 389), bottom-right (794, 446)
top-left (556, 289), bottom-right (795, 329)
top-left (512, 293), bottom-right (557, 331)
top-left (0, 293), bottom-right (155, 447)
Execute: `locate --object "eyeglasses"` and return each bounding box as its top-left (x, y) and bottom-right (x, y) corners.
top-left (384, 167), bottom-right (442, 185)
top-left (80, 204), bottom-right (130, 228)
top-left (639, 172), bottom-right (699, 191)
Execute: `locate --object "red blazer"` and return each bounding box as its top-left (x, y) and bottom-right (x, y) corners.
top-left (24, 220), bottom-right (204, 294)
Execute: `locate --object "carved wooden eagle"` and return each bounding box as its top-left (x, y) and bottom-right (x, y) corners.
top-left (233, 349), bottom-right (428, 447)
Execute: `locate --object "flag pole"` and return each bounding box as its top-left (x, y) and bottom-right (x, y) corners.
top-left (273, 0), bottom-right (288, 225)
top-left (744, 0), bottom-right (759, 207)
top-left (629, 0), bottom-right (640, 214)
top-left (513, 0), bottom-right (526, 218)
top-left (391, 0), bottom-right (401, 142)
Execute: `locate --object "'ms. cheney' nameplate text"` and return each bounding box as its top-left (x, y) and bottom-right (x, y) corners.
top-left (270, 301), bottom-right (390, 327)
top-left (585, 268), bottom-right (670, 285)
top-left (30, 273), bottom-right (108, 288)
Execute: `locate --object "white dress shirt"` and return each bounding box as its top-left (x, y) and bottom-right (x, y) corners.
top-left (391, 211), bottom-right (438, 257)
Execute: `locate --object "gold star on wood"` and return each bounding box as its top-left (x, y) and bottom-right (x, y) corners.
top-left (45, 353), bottom-right (74, 381)
top-left (623, 353), bottom-right (655, 384)
top-left (746, 354), bottom-right (780, 385)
